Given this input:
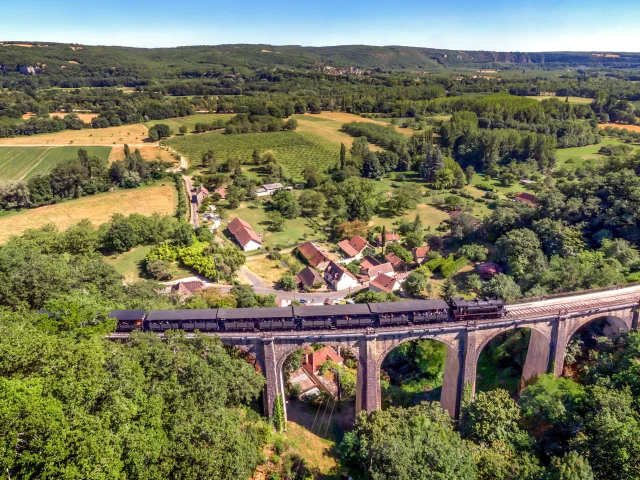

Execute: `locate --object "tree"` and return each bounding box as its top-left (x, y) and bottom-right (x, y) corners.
top-left (339, 404), bottom-right (476, 480)
top-left (381, 225), bottom-right (387, 254)
top-left (388, 183), bottom-right (422, 215)
top-left (441, 277), bottom-right (457, 301)
top-left (302, 165), bottom-right (322, 188)
top-left (277, 274), bottom-right (297, 291)
top-left (458, 244), bottom-right (488, 262)
top-left (103, 217), bottom-right (137, 253)
top-left (267, 210), bottom-right (285, 232)
top-left (173, 221), bottom-right (194, 247)
top-left (362, 152), bottom-right (383, 178)
top-left (464, 165), bottom-right (476, 184)
top-left (230, 284), bottom-right (259, 307)
top-left (402, 270), bottom-right (429, 297)
top-left (179, 125), bottom-right (187, 135)
top-left (298, 190), bottom-right (326, 217)
top-left (465, 273), bottom-right (483, 291)
top-left (273, 394), bottom-right (285, 432)
top-left (482, 273), bottom-right (522, 300)
top-left (146, 259), bottom-right (172, 280)
top-left (340, 142), bottom-right (347, 169)
top-left (270, 189), bottom-right (300, 219)
top-left (419, 147), bottom-right (445, 181)
top-left (350, 136), bottom-right (369, 159)
top-left (544, 452), bottom-right (594, 480)
top-left (495, 228), bottom-right (545, 279)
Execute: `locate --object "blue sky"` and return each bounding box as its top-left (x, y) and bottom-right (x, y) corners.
top-left (1, 0), bottom-right (640, 51)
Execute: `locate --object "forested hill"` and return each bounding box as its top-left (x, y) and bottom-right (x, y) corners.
top-left (2, 42), bottom-right (640, 74)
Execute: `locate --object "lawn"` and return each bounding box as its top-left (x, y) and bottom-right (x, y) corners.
top-left (371, 203), bottom-right (450, 232)
top-left (144, 114), bottom-right (236, 134)
top-left (105, 245), bottom-right (194, 283)
top-left (0, 183), bottom-right (176, 243)
top-left (0, 124), bottom-right (149, 146)
top-left (0, 146), bottom-right (111, 180)
top-left (225, 201), bottom-right (324, 248)
top-left (470, 173), bottom-right (535, 197)
top-left (165, 131), bottom-right (341, 180)
top-left (244, 251), bottom-right (300, 285)
top-left (555, 138), bottom-right (636, 169)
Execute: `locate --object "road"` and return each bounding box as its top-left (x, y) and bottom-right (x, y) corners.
top-left (182, 174), bottom-right (199, 228)
top-left (165, 267), bottom-right (365, 304)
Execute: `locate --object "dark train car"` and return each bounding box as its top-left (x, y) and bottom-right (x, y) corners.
top-left (369, 299), bottom-right (449, 326)
top-left (111, 310), bottom-right (146, 332)
top-left (146, 309), bottom-right (219, 332)
top-left (449, 297), bottom-right (505, 321)
top-left (294, 304), bottom-right (373, 329)
top-left (218, 307), bottom-right (295, 332)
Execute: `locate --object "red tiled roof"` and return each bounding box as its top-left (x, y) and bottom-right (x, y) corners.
top-left (385, 253), bottom-right (406, 270)
top-left (360, 255), bottom-right (381, 270)
top-left (515, 192), bottom-right (536, 205)
top-left (370, 273), bottom-right (399, 293)
top-left (324, 260), bottom-right (357, 282)
top-left (296, 267), bottom-right (325, 288)
top-left (214, 187), bottom-right (226, 199)
top-left (367, 262), bottom-right (394, 278)
top-left (227, 217), bottom-right (262, 247)
top-left (196, 186), bottom-right (209, 195)
top-left (297, 242), bottom-right (329, 268)
top-left (171, 280), bottom-right (204, 296)
top-left (305, 346), bottom-right (344, 372)
top-left (338, 235), bottom-right (370, 257)
top-left (478, 262), bottom-right (502, 276)
top-left (376, 231), bottom-right (400, 244)
top-left (413, 246), bottom-right (430, 260)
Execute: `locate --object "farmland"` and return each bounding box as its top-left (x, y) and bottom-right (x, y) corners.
top-left (144, 114), bottom-right (235, 133)
top-left (0, 183), bottom-right (176, 242)
top-left (292, 113), bottom-right (383, 152)
top-left (108, 145), bottom-right (178, 165)
top-left (165, 131), bottom-right (340, 179)
top-left (527, 95), bottom-right (594, 104)
top-left (598, 122), bottom-right (640, 133)
top-left (0, 123), bottom-right (149, 146)
top-left (0, 146), bottom-right (111, 180)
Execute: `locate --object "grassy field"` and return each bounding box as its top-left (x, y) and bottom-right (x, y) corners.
top-left (304, 111), bottom-right (415, 137)
top-left (598, 122), bottom-right (640, 133)
top-left (144, 114), bottom-right (235, 134)
top-left (0, 124), bottom-right (149, 146)
top-left (108, 145), bottom-right (178, 165)
top-left (226, 201), bottom-right (323, 247)
top-left (555, 138), bottom-right (637, 169)
top-left (0, 183), bottom-right (176, 243)
top-left (0, 146), bottom-right (111, 180)
top-left (166, 131), bottom-right (340, 180)
top-left (527, 95), bottom-right (593, 104)
top-left (105, 245), bottom-right (194, 283)
top-left (245, 251), bottom-right (301, 285)
top-left (470, 173), bottom-right (535, 197)
top-left (292, 113), bottom-right (383, 152)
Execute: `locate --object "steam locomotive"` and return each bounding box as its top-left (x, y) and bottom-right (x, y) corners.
top-left (111, 297), bottom-right (506, 333)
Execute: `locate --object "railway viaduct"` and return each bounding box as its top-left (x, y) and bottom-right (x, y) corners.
top-left (214, 285), bottom-right (640, 420)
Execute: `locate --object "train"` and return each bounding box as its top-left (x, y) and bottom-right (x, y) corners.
top-left (110, 297), bottom-right (506, 333)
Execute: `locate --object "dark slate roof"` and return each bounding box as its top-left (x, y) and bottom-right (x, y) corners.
top-left (217, 307), bottom-right (294, 319)
top-left (109, 309), bottom-right (146, 321)
top-left (293, 304), bottom-right (371, 317)
top-left (146, 309), bottom-right (218, 321)
top-left (368, 300), bottom-right (449, 313)
top-left (450, 297), bottom-right (504, 308)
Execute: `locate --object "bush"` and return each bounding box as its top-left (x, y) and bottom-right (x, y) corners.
top-left (277, 274), bottom-right (297, 291)
top-left (146, 259), bottom-right (173, 280)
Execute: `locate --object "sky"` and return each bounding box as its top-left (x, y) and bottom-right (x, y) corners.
top-left (1, 0), bottom-right (640, 51)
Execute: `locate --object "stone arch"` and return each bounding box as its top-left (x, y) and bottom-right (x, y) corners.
top-left (274, 339), bottom-right (362, 424)
top-left (554, 310), bottom-right (632, 376)
top-left (376, 332), bottom-right (463, 417)
top-left (472, 322), bottom-right (554, 396)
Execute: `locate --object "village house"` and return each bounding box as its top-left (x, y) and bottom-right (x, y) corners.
top-left (477, 262), bottom-right (502, 280)
top-left (369, 273), bottom-right (402, 294)
top-left (296, 242), bottom-right (330, 270)
top-left (385, 252), bottom-right (407, 272)
top-left (255, 182), bottom-right (290, 197)
top-left (295, 267), bottom-right (326, 290)
top-left (227, 217), bottom-right (263, 251)
top-left (337, 235), bottom-right (373, 260)
top-left (213, 187), bottom-right (226, 199)
top-left (290, 346), bottom-right (344, 399)
top-left (194, 186), bottom-right (209, 205)
top-left (375, 231), bottom-right (400, 247)
top-left (360, 261), bottom-right (394, 283)
top-left (324, 260), bottom-right (359, 291)
top-left (514, 192), bottom-right (537, 206)
top-left (170, 280), bottom-right (205, 299)
top-left (413, 246), bottom-right (430, 264)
